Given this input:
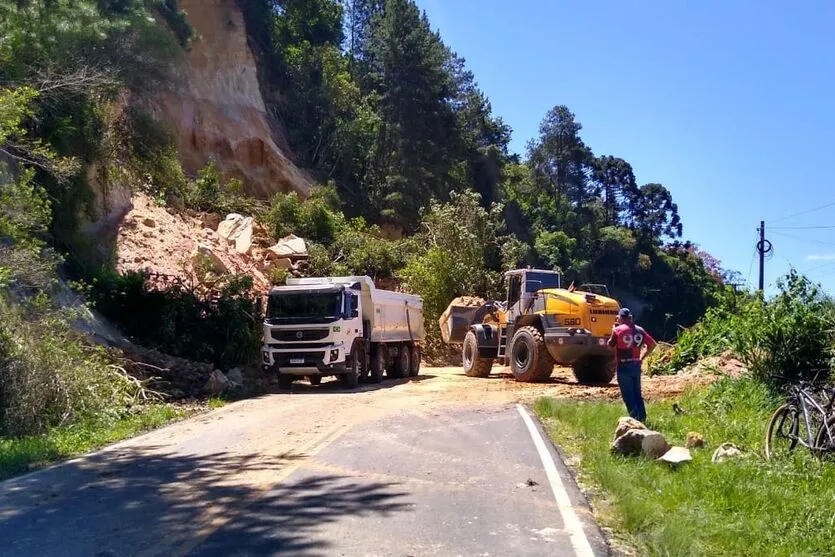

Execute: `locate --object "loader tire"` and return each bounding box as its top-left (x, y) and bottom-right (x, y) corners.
top-left (572, 355), bottom-right (617, 385)
top-left (463, 330), bottom-right (493, 378)
top-left (509, 326), bottom-right (554, 383)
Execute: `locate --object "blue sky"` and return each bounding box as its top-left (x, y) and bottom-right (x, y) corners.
top-left (414, 0), bottom-right (835, 296)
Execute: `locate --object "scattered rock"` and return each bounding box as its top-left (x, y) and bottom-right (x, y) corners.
top-left (204, 370), bottom-right (231, 395)
top-left (712, 442), bottom-right (745, 463)
top-left (612, 428), bottom-right (670, 459)
top-left (191, 244), bottom-right (228, 275)
top-left (268, 234), bottom-right (308, 259)
top-left (142, 217), bottom-right (156, 228)
top-left (686, 432), bottom-right (706, 449)
top-left (271, 257), bottom-right (294, 270)
top-left (614, 416), bottom-right (647, 440)
top-left (658, 446), bottom-right (692, 465)
top-left (226, 367), bottom-right (244, 387)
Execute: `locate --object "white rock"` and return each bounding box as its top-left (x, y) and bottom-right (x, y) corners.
top-left (268, 234), bottom-right (308, 259)
top-left (712, 442), bottom-right (745, 463)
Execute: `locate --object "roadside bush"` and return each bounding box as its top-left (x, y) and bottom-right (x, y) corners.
top-left (0, 299), bottom-right (146, 437)
top-left (649, 271), bottom-right (835, 385)
top-left (89, 272), bottom-right (261, 370)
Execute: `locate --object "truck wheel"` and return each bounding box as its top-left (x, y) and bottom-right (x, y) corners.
top-left (339, 350), bottom-right (361, 389)
top-left (391, 344), bottom-right (410, 379)
top-left (369, 345), bottom-right (384, 384)
top-left (277, 374), bottom-right (293, 390)
top-left (509, 326), bottom-right (553, 383)
top-left (463, 330), bottom-right (492, 378)
top-left (308, 376), bottom-right (322, 386)
top-left (572, 355), bottom-right (617, 385)
top-left (409, 344), bottom-right (421, 377)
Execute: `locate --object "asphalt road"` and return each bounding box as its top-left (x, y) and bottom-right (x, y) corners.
top-left (0, 370), bottom-right (608, 557)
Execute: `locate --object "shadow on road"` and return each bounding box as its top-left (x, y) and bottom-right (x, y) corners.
top-left (0, 445), bottom-right (411, 556)
top-left (261, 374), bottom-right (436, 396)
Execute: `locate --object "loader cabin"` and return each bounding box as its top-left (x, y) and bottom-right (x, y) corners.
top-left (505, 269), bottom-right (561, 312)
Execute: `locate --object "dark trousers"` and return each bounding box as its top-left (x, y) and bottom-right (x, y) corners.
top-left (617, 361), bottom-right (646, 422)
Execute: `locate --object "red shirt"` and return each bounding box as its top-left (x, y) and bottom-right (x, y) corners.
top-left (611, 324), bottom-right (656, 364)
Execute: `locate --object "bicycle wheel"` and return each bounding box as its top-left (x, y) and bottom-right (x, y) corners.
top-left (814, 416), bottom-right (835, 459)
top-left (765, 404), bottom-right (800, 460)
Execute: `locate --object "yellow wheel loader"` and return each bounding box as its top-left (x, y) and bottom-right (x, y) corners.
top-left (439, 269), bottom-right (622, 384)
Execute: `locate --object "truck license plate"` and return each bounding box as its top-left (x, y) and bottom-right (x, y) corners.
top-left (290, 358), bottom-right (304, 364)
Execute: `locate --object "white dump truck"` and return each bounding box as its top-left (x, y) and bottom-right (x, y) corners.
top-left (261, 276), bottom-right (425, 389)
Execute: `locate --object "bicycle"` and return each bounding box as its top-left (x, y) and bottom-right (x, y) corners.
top-left (764, 373), bottom-right (835, 460)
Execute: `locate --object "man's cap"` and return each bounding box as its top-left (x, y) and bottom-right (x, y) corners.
top-left (618, 307), bottom-right (632, 318)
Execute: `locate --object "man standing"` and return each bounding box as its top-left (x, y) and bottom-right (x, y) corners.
top-left (608, 308), bottom-right (656, 422)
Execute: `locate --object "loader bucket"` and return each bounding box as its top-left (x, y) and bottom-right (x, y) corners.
top-left (439, 297), bottom-right (486, 344)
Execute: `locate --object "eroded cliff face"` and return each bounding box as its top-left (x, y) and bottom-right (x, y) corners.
top-left (152, 0), bottom-right (311, 199)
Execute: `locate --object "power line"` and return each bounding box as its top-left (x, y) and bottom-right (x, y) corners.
top-left (770, 231), bottom-right (835, 247)
top-left (770, 225), bottom-right (835, 231)
top-left (770, 200), bottom-right (835, 224)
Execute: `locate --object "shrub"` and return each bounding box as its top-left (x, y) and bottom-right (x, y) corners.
top-left (0, 297), bottom-right (148, 437)
top-left (89, 272), bottom-right (261, 370)
top-left (266, 185), bottom-right (345, 245)
top-left (649, 271), bottom-right (835, 386)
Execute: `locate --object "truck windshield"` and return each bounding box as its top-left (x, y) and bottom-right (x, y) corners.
top-left (526, 272), bottom-right (560, 291)
top-left (266, 291), bottom-right (342, 323)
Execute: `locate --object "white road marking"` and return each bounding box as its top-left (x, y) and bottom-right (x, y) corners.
top-left (517, 404), bottom-right (595, 557)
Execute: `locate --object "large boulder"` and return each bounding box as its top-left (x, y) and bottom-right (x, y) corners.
top-left (268, 234), bottom-right (308, 260)
top-left (217, 213), bottom-right (254, 254)
top-left (612, 429), bottom-right (671, 459)
top-left (614, 416), bottom-right (647, 440)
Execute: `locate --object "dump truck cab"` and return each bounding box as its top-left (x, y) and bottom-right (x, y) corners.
top-left (442, 268), bottom-right (622, 384)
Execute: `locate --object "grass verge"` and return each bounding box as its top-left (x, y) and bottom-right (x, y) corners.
top-left (534, 378), bottom-right (835, 556)
top-left (0, 404), bottom-right (192, 481)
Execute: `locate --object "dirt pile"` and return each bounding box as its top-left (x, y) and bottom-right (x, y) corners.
top-left (114, 194), bottom-right (316, 291)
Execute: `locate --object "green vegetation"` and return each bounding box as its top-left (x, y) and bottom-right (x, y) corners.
top-left (534, 379), bottom-right (835, 557)
top-left (0, 1), bottom-right (195, 453)
top-left (0, 404), bottom-right (189, 481)
top-left (237, 0), bottom-right (726, 339)
top-left (0, 0), bottom-right (734, 462)
top-left (649, 271), bottom-right (835, 385)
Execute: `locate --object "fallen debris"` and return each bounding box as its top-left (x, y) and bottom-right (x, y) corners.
top-left (658, 446), bottom-right (692, 465)
top-left (204, 369), bottom-right (231, 395)
top-left (613, 416), bottom-right (647, 440)
top-left (268, 234), bottom-right (308, 259)
top-left (712, 442), bottom-right (745, 464)
top-left (611, 428), bottom-right (671, 459)
top-left (686, 431), bottom-right (706, 449)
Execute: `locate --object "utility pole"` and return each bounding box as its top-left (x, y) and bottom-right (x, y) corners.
top-left (757, 221), bottom-right (773, 293)
top-left (758, 221), bottom-right (765, 292)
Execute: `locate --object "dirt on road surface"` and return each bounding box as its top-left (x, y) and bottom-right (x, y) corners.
top-left (0, 365), bottom-right (717, 556)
